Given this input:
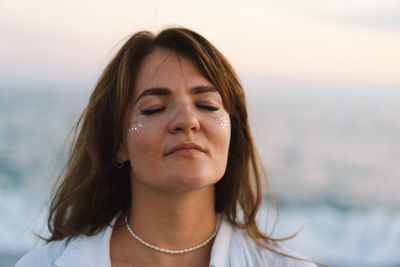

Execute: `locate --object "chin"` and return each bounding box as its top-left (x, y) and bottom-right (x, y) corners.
top-left (163, 173), bottom-right (221, 191)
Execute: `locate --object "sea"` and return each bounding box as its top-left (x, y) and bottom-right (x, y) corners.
top-left (1, 85), bottom-right (399, 267)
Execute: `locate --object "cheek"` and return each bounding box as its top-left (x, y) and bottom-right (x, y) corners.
top-left (125, 120), bottom-right (159, 160)
top-left (128, 120), bottom-right (147, 134)
top-left (207, 114), bottom-right (231, 154)
top-left (209, 115), bottom-right (231, 179)
top-left (212, 115), bottom-right (229, 130)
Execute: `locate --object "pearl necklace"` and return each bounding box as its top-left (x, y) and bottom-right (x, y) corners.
top-left (125, 215), bottom-right (221, 254)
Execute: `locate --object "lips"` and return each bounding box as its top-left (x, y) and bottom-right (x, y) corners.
top-left (165, 142), bottom-right (206, 156)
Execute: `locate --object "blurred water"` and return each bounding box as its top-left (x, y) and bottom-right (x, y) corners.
top-left (247, 87), bottom-right (400, 210)
top-left (1, 87), bottom-right (399, 266)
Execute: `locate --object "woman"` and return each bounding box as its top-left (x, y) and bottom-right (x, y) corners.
top-left (16, 27), bottom-right (318, 266)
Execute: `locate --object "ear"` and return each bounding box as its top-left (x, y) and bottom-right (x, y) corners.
top-left (116, 143), bottom-right (129, 163)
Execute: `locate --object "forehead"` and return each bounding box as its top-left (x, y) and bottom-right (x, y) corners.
top-left (133, 48), bottom-right (213, 96)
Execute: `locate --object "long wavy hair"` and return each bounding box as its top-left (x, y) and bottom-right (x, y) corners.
top-left (46, 26), bottom-right (316, 263)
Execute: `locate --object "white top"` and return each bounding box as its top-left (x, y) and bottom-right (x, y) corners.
top-left (16, 217), bottom-right (317, 267)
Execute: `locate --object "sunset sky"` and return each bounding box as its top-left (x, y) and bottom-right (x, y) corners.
top-left (1, 0), bottom-right (399, 91)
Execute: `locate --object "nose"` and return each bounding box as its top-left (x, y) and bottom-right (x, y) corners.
top-left (168, 102), bottom-right (200, 134)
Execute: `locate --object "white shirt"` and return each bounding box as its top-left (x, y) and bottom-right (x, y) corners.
top-left (16, 217), bottom-right (317, 267)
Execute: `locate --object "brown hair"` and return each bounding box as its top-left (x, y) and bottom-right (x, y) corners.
top-left (46, 27), bottom-right (319, 264)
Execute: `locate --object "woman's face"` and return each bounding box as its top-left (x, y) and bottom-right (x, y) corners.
top-left (118, 48), bottom-right (231, 192)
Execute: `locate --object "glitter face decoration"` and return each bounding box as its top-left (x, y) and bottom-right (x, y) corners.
top-left (213, 116), bottom-right (228, 130)
top-left (129, 120), bottom-right (147, 133)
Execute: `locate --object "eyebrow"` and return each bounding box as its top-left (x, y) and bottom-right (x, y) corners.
top-left (134, 85), bottom-right (218, 104)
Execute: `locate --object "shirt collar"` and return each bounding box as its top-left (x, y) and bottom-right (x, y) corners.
top-left (209, 218), bottom-right (233, 267)
top-left (54, 216), bottom-right (232, 267)
top-left (55, 217), bottom-right (117, 267)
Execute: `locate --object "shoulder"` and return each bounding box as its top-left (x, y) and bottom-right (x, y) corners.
top-left (15, 239), bottom-right (67, 267)
top-left (15, 222), bottom-right (115, 267)
top-left (230, 225), bottom-right (317, 267)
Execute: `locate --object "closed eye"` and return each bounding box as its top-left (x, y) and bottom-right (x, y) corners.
top-left (196, 104), bottom-right (219, 111)
top-left (140, 107), bottom-right (166, 115)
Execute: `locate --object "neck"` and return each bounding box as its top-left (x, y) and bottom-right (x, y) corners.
top-left (111, 181), bottom-right (217, 267)
top-left (129, 181), bottom-right (217, 250)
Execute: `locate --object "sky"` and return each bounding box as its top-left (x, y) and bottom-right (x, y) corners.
top-left (1, 0), bottom-right (399, 91)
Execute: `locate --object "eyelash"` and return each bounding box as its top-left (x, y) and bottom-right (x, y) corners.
top-left (140, 105), bottom-right (219, 115)
top-left (198, 104), bottom-right (220, 111)
top-left (140, 107), bottom-right (166, 115)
